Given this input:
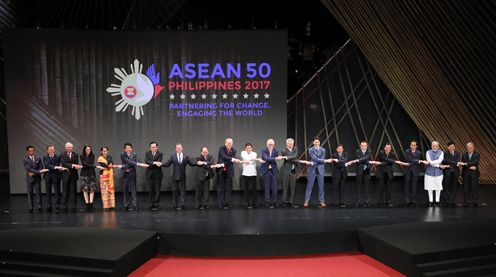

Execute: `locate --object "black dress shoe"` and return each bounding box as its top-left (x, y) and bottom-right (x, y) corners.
top-left (38, 208), bottom-right (43, 213)
top-left (223, 205), bottom-right (230, 210)
top-left (387, 203), bottom-right (394, 208)
top-left (428, 202), bottom-right (434, 207)
top-left (450, 203), bottom-right (457, 208)
top-left (339, 203), bottom-right (347, 208)
top-left (28, 209), bottom-right (34, 213)
top-left (46, 207), bottom-right (53, 212)
top-left (62, 208), bottom-right (68, 213)
top-left (473, 203), bottom-right (480, 207)
top-left (199, 206), bottom-right (205, 210)
top-left (54, 208), bottom-right (61, 213)
top-left (292, 203), bottom-right (300, 208)
top-left (124, 206), bottom-right (129, 211)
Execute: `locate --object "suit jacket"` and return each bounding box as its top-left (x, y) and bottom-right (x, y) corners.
top-left (404, 149), bottom-right (422, 174)
top-left (355, 149), bottom-right (372, 175)
top-left (443, 150), bottom-right (461, 175)
top-left (60, 152), bottom-right (79, 181)
top-left (23, 155), bottom-right (43, 183)
top-left (217, 146), bottom-right (237, 177)
top-left (80, 154), bottom-right (96, 178)
top-left (377, 150), bottom-right (395, 179)
top-left (121, 152), bottom-right (138, 178)
top-left (308, 146), bottom-right (326, 175)
top-left (461, 151), bottom-right (480, 175)
top-left (162, 153), bottom-right (196, 181)
top-left (195, 154), bottom-right (215, 181)
top-left (260, 147), bottom-right (279, 175)
top-left (332, 152), bottom-right (348, 174)
top-left (281, 147), bottom-right (299, 174)
top-left (43, 154), bottom-right (61, 182)
top-left (145, 151), bottom-right (163, 179)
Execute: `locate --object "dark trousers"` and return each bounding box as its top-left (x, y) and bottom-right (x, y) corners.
top-left (404, 169), bottom-right (418, 203)
top-left (123, 174), bottom-right (137, 208)
top-left (281, 171), bottom-right (296, 203)
top-left (356, 170), bottom-right (371, 203)
top-left (463, 171), bottom-right (479, 204)
top-left (62, 174), bottom-right (77, 209)
top-left (379, 173), bottom-right (393, 203)
top-left (171, 179), bottom-right (186, 208)
top-left (263, 170), bottom-right (278, 204)
top-left (217, 172), bottom-right (233, 208)
top-left (442, 170), bottom-right (459, 204)
top-left (148, 177), bottom-right (162, 207)
top-left (332, 170), bottom-right (347, 204)
top-left (45, 177), bottom-right (60, 209)
top-left (195, 178), bottom-right (210, 207)
top-left (26, 179), bottom-right (42, 209)
top-left (243, 175), bottom-right (257, 205)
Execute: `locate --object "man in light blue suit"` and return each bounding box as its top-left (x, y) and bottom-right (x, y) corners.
top-left (303, 137), bottom-right (333, 208)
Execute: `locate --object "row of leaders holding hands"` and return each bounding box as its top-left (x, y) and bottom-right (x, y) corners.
top-left (22, 137), bottom-right (481, 212)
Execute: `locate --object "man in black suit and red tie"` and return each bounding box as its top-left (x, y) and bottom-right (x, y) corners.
top-left (160, 143), bottom-right (197, 210)
top-left (145, 142), bottom-right (163, 211)
top-left (441, 142), bottom-right (461, 207)
top-left (217, 138), bottom-right (240, 210)
top-left (459, 142), bottom-right (481, 207)
top-left (23, 145), bottom-right (48, 213)
top-left (42, 145), bottom-right (66, 213)
top-left (60, 142), bottom-right (81, 212)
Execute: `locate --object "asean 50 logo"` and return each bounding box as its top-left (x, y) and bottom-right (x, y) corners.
top-left (106, 59), bottom-right (164, 120)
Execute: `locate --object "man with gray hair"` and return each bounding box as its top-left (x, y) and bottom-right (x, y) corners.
top-left (280, 138), bottom-right (299, 208)
top-left (460, 142), bottom-right (481, 207)
top-left (60, 142), bottom-right (82, 212)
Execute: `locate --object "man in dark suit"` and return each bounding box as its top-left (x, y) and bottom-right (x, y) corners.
top-left (353, 141), bottom-right (379, 207)
top-left (261, 139), bottom-right (283, 208)
top-left (195, 147), bottom-right (215, 209)
top-left (441, 142), bottom-right (461, 207)
top-left (43, 145), bottom-right (64, 212)
top-left (23, 145), bottom-right (48, 212)
top-left (377, 143), bottom-right (397, 207)
top-left (217, 138), bottom-right (240, 209)
top-left (280, 138), bottom-right (299, 208)
top-left (161, 143), bottom-right (197, 210)
top-left (121, 142), bottom-right (140, 211)
top-left (145, 142), bottom-right (163, 211)
top-left (460, 142), bottom-right (480, 207)
top-left (403, 140), bottom-right (423, 207)
top-left (331, 144), bottom-right (349, 208)
top-left (60, 142), bottom-right (81, 212)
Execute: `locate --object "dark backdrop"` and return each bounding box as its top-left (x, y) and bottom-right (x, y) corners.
top-left (5, 30), bottom-right (287, 193)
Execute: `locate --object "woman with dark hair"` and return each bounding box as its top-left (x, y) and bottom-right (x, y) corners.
top-left (98, 146), bottom-right (121, 211)
top-left (80, 145), bottom-right (97, 211)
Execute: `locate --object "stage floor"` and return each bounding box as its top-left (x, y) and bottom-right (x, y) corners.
top-left (1, 180), bottom-right (495, 235)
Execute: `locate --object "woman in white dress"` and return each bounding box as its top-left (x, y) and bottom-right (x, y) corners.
top-left (424, 141), bottom-right (448, 206)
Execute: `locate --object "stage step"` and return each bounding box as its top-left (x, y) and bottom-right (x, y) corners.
top-left (0, 259), bottom-right (114, 276)
top-left (421, 264), bottom-right (496, 277)
top-left (416, 254), bottom-right (496, 272)
top-left (0, 227), bottom-right (158, 277)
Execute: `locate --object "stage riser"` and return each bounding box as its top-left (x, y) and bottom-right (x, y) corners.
top-left (158, 231), bottom-right (358, 256)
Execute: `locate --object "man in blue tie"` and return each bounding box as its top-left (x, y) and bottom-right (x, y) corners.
top-left (121, 143), bottom-right (148, 211)
top-left (352, 141), bottom-right (380, 207)
top-left (261, 139), bottom-right (284, 208)
top-left (42, 145), bottom-right (66, 212)
top-left (303, 137), bottom-right (333, 208)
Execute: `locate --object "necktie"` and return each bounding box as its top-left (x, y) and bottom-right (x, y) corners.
top-left (178, 154), bottom-right (182, 163)
top-left (31, 156), bottom-right (35, 166)
top-left (68, 153), bottom-right (71, 159)
top-left (469, 153), bottom-right (472, 160)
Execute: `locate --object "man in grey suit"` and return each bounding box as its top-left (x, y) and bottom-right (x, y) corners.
top-left (280, 138), bottom-right (299, 208)
top-left (23, 145), bottom-right (48, 213)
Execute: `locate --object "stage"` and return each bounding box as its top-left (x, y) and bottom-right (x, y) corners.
top-left (1, 179), bottom-right (496, 275)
